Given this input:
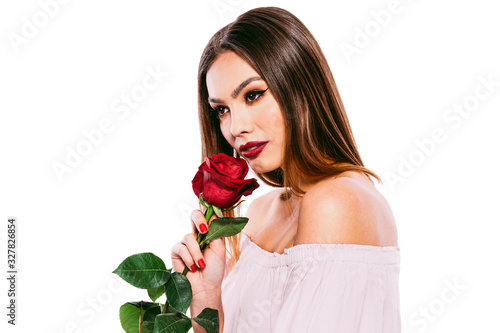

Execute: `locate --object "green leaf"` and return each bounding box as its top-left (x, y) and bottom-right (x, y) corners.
top-left (160, 303), bottom-right (178, 314)
top-left (128, 301), bottom-right (158, 310)
top-left (199, 193), bottom-right (208, 207)
top-left (203, 217), bottom-right (248, 243)
top-left (212, 206), bottom-right (223, 218)
top-left (148, 285), bottom-right (165, 302)
top-left (142, 321), bottom-right (154, 332)
top-left (192, 308), bottom-right (219, 333)
top-left (119, 301), bottom-right (158, 333)
top-left (143, 305), bottom-right (161, 322)
top-left (165, 272), bottom-right (192, 314)
top-left (153, 313), bottom-right (192, 333)
top-left (119, 303), bottom-right (141, 333)
top-left (113, 253), bottom-right (171, 289)
top-left (141, 305), bottom-right (161, 332)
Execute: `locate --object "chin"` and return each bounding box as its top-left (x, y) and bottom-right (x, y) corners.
top-left (246, 159), bottom-right (280, 175)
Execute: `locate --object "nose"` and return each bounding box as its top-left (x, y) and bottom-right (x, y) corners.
top-left (230, 105), bottom-right (254, 137)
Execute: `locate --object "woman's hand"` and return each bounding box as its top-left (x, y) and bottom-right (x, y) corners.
top-left (171, 209), bottom-right (227, 299)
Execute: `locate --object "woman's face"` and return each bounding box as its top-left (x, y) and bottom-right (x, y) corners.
top-left (206, 51), bottom-right (286, 174)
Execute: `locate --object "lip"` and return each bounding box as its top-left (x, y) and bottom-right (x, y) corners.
top-left (239, 141), bottom-right (269, 158)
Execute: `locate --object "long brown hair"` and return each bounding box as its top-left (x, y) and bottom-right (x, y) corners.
top-left (197, 6), bottom-right (382, 276)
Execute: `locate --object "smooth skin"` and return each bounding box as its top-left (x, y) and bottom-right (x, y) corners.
top-left (170, 51), bottom-right (398, 332)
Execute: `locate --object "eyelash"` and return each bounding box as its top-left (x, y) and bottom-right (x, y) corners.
top-left (209, 88), bottom-right (269, 119)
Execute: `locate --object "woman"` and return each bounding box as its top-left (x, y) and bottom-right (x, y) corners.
top-left (171, 6), bottom-right (400, 333)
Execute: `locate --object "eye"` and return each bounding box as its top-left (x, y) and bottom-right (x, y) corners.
top-left (213, 106), bottom-right (229, 118)
top-left (209, 106), bottom-right (228, 118)
top-left (245, 88), bottom-right (269, 104)
top-left (209, 87), bottom-right (269, 119)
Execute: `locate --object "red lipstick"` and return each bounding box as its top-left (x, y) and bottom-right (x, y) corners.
top-left (239, 141), bottom-right (269, 158)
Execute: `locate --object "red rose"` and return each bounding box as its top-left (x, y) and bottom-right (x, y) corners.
top-left (192, 153), bottom-right (259, 208)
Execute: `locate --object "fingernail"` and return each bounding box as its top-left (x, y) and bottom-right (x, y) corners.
top-left (199, 223), bottom-right (208, 233)
top-left (190, 264), bottom-right (197, 272)
top-left (198, 259), bottom-right (206, 269)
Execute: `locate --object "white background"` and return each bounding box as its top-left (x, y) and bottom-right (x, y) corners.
top-left (1, 0), bottom-right (499, 332)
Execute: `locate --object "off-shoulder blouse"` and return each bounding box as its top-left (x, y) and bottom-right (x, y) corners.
top-left (220, 232), bottom-right (401, 333)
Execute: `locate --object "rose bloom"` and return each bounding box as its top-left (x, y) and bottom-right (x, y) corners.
top-left (192, 153), bottom-right (259, 208)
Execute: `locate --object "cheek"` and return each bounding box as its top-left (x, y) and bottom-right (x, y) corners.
top-left (219, 120), bottom-right (234, 146)
top-left (267, 108), bottom-right (286, 140)
top-left (268, 115), bottom-right (283, 134)
top-left (262, 95), bottom-right (286, 133)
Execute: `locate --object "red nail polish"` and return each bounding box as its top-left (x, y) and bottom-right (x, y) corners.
top-left (200, 223), bottom-right (208, 233)
top-left (198, 259), bottom-right (206, 268)
top-left (190, 264), bottom-right (197, 272)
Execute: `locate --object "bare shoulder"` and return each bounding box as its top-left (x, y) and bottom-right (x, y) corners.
top-left (295, 171), bottom-right (398, 247)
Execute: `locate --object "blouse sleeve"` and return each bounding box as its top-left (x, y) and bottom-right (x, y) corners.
top-left (221, 233), bottom-right (401, 333)
top-left (271, 244), bottom-right (401, 333)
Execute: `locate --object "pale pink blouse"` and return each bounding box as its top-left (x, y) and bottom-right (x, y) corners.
top-left (221, 232), bottom-right (401, 333)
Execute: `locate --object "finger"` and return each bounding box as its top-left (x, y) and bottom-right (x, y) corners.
top-left (182, 233), bottom-right (206, 269)
top-left (171, 243), bottom-right (188, 273)
top-left (191, 209), bottom-right (208, 234)
top-left (171, 243), bottom-right (196, 273)
top-left (207, 236), bottom-right (226, 254)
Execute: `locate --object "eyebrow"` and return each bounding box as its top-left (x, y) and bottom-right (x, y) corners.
top-left (208, 76), bottom-right (263, 103)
